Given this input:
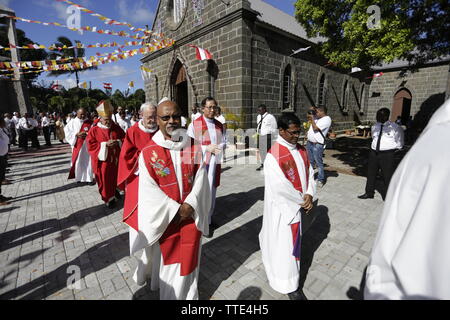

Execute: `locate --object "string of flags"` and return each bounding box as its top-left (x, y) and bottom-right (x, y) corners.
top-left (55, 0), bottom-right (161, 37)
top-left (0, 14), bottom-right (151, 41)
top-left (0, 39), bottom-right (152, 51)
top-left (367, 72), bottom-right (384, 79)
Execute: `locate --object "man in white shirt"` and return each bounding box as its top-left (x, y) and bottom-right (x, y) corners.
top-left (358, 108), bottom-right (404, 199)
top-left (18, 113), bottom-right (39, 150)
top-left (41, 112), bottom-right (51, 146)
top-left (364, 99), bottom-right (450, 299)
top-left (259, 113), bottom-right (315, 300)
top-left (256, 104), bottom-right (278, 171)
top-left (306, 106), bottom-right (332, 187)
top-left (11, 112), bottom-right (19, 145)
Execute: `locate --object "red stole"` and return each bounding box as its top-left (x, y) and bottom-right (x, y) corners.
top-left (142, 139), bottom-right (202, 276)
top-left (193, 116), bottom-right (223, 187)
top-left (68, 119), bottom-right (93, 179)
top-left (118, 122), bottom-right (156, 230)
top-left (269, 142), bottom-right (310, 260)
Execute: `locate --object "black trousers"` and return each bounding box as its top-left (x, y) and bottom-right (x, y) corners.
top-left (365, 149), bottom-right (395, 196)
top-left (18, 129), bottom-right (28, 149)
top-left (29, 129), bottom-right (40, 149)
top-left (0, 155), bottom-right (7, 194)
top-left (43, 127), bottom-right (51, 146)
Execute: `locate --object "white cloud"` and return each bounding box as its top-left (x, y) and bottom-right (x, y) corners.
top-left (81, 65), bottom-right (137, 81)
top-left (117, 0), bottom-right (155, 25)
top-left (0, 0), bottom-right (11, 9)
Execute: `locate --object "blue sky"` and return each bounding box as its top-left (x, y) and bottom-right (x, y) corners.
top-left (3, 0), bottom-right (296, 92)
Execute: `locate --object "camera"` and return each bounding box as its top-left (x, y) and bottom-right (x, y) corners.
top-left (307, 109), bottom-right (317, 116)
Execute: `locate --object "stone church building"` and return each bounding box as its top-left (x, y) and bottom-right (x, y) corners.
top-left (141, 0), bottom-right (450, 131)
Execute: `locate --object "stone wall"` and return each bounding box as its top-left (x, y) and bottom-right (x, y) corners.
top-left (365, 63), bottom-right (450, 123)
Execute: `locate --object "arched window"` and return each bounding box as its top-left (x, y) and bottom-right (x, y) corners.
top-left (171, 0), bottom-right (187, 24)
top-left (282, 64), bottom-right (291, 109)
top-left (342, 80), bottom-right (349, 111)
top-left (360, 84), bottom-right (365, 113)
top-left (318, 74), bottom-right (326, 107)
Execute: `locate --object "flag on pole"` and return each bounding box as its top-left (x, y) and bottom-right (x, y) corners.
top-left (128, 81), bottom-right (134, 88)
top-left (189, 45), bottom-right (213, 61)
top-left (81, 81), bottom-right (88, 89)
top-left (351, 67), bottom-right (362, 73)
top-left (290, 46), bottom-right (311, 56)
top-left (51, 81), bottom-right (63, 92)
top-left (103, 82), bottom-right (112, 90)
top-left (366, 72), bottom-right (384, 79)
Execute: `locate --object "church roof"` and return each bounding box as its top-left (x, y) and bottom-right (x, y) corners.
top-left (247, 0), bottom-right (325, 44)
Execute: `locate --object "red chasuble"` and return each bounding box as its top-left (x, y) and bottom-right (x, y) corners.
top-left (68, 119), bottom-right (93, 179)
top-left (269, 142), bottom-right (310, 260)
top-left (192, 116), bottom-right (223, 187)
top-left (141, 139), bottom-right (202, 276)
top-left (117, 122), bottom-right (156, 230)
top-left (86, 122), bottom-right (125, 203)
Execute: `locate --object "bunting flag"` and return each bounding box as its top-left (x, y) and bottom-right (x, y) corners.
top-left (0, 39), bottom-right (175, 73)
top-left (190, 45), bottom-right (213, 61)
top-left (351, 67), bottom-right (362, 73)
top-left (103, 82), bottom-right (112, 90)
top-left (0, 39), bottom-right (148, 51)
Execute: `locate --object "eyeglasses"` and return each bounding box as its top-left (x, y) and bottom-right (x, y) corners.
top-left (285, 130), bottom-right (301, 136)
top-left (158, 115), bottom-right (182, 122)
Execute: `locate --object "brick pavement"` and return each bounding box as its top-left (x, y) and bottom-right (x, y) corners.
top-left (0, 138), bottom-right (385, 300)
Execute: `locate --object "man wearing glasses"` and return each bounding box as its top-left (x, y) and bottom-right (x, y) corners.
top-left (259, 113), bottom-right (315, 300)
top-left (187, 97), bottom-right (226, 238)
top-left (132, 100), bottom-right (211, 300)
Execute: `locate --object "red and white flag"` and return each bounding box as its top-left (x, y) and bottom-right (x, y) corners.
top-left (367, 72), bottom-right (384, 79)
top-left (189, 45), bottom-right (213, 61)
top-left (51, 81), bottom-right (63, 92)
top-left (103, 82), bottom-right (112, 90)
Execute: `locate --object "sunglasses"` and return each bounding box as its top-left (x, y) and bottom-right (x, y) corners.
top-left (158, 115), bottom-right (182, 122)
top-left (285, 130), bottom-right (301, 136)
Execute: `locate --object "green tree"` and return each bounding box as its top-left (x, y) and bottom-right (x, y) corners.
top-left (49, 95), bottom-right (65, 113)
top-left (0, 26), bottom-right (48, 83)
top-left (79, 97), bottom-right (98, 112)
top-left (294, 0), bottom-right (449, 70)
top-left (47, 36), bottom-right (97, 87)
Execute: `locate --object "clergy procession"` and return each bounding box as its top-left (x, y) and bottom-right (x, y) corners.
top-left (2, 0), bottom-right (449, 304)
top-left (37, 96), bottom-right (318, 300)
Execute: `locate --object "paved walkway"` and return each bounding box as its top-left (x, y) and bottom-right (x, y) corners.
top-left (0, 138), bottom-right (385, 300)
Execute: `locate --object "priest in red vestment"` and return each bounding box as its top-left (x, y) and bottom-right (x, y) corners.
top-left (117, 102), bottom-right (158, 253)
top-left (87, 100), bottom-right (126, 208)
top-left (187, 97), bottom-right (226, 237)
top-left (259, 113), bottom-right (315, 300)
top-left (132, 100), bottom-right (211, 300)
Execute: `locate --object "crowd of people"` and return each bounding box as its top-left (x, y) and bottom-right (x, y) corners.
top-left (2, 95), bottom-right (448, 300)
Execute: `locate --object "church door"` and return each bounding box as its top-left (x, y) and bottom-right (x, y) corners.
top-left (171, 61), bottom-right (188, 117)
top-left (391, 88), bottom-right (412, 124)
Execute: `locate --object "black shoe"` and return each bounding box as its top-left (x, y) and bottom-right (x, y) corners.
top-left (106, 199), bottom-right (116, 209)
top-left (288, 289), bottom-right (308, 300)
top-left (358, 193), bottom-right (374, 199)
top-left (256, 165), bottom-right (264, 171)
top-left (0, 195), bottom-right (13, 201)
top-left (88, 180), bottom-right (96, 186)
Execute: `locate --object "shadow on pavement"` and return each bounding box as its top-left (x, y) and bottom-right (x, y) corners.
top-left (237, 286), bottom-right (262, 300)
top-left (0, 233), bottom-right (129, 300)
top-left (299, 205), bottom-right (331, 291)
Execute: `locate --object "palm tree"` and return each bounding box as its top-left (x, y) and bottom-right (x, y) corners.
top-left (47, 36), bottom-right (97, 87)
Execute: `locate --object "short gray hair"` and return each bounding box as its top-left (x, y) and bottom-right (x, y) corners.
top-left (140, 102), bottom-right (157, 113)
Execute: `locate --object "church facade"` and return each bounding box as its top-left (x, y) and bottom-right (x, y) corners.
top-left (141, 0), bottom-right (450, 131)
